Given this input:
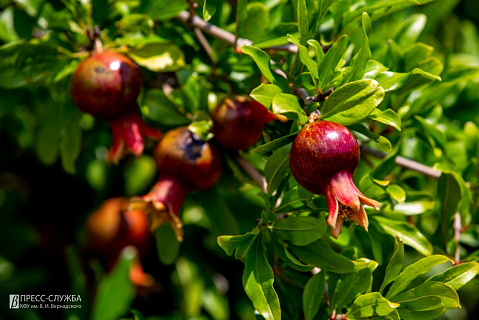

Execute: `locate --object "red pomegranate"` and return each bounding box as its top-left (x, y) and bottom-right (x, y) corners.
top-left (130, 126), bottom-right (222, 241)
top-left (211, 95), bottom-right (281, 150)
top-left (289, 121), bottom-right (381, 238)
top-left (70, 51), bottom-right (161, 163)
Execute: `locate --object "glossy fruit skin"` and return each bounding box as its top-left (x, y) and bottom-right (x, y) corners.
top-left (153, 126), bottom-right (222, 190)
top-left (131, 126), bottom-right (222, 241)
top-left (86, 198), bottom-right (150, 260)
top-left (211, 95), bottom-right (278, 150)
top-left (71, 51), bottom-right (142, 119)
top-left (289, 120), bottom-right (380, 238)
top-left (289, 121), bottom-right (359, 194)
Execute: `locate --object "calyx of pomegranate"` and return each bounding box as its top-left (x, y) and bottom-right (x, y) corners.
top-left (130, 126), bottom-right (222, 241)
top-left (289, 120), bottom-right (381, 238)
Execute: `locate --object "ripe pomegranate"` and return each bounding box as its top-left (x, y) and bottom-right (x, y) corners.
top-left (211, 95), bottom-right (281, 150)
top-left (130, 126), bottom-right (222, 241)
top-left (86, 197), bottom-right (151, 261)
top-left (289, 121), bottom-right (381, 238)
top-left (70, 51), bottom-right (161, 163)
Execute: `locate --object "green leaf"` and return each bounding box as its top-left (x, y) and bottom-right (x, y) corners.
top-left (318, 0), bottom-right (338, 26)
top-left (188, 120), bottom-right (214, 141)
top-left (318, 35), bottom-right (348, 91)
top-left (218, 232), bottom-right (257, 260)
top-left (350, 123), bottom-right (392, 152)
top-left (253, 132), bottom-right (298, 154)
top-left (343, 13), bottom-right (371, 84)
top-left (124, 156), bottom-right (156, 197)
top-left (347, 292), bottom-right (399, 319)
top-left (331, 260), bottom-right (377, 312)
top-left (307, 39), bottom-right (325, 66)
top-left (287, 34), bottom-right (318, 88)
top-left (156, 224), bottom-right (180, 265)
top-left (60, 100), bottom-right (81, 174)
top-left (127, 42), bottom-right (185, 72)
top-left (303, 271), bottom-right (325, 320)
top-left (297, 0), bottom-right (308, 46)
top-left (395, 14), bottom-right (427, 48)
top-left (272, 93), bottom-right (308, 125)
top-left (321, 80), bottom-right (385, 126)
top-left (414, 115), bottom-right (446, 151)
top-left (464, 121), bottom-right (479, 159)
top-left (372, 216), bottom-right (433, 256)
top-left (369, 109), bottom-right (402, 131)
top-left (242, 236), bottom-right (281, 320)
top-left (203, 0), bottom-right (217, 21)
top-left (288, 241), bottom-right (369, 274)
top-left (271, 233), bottom-right (314, 272)
top-left (397, 307), bottom-right (446, 320)
top-left (386, 185), bottom-right (406, 205)
top-left (250, 84), bottom-right (283, 110)
top-left (427, 262), bottom-right (479, 291)
top-left (368, 68), bottom-right (440, 92)
top-left (437, 171), bottom-right (462, 229)
top-left (91, 247), bottom-right (136, 320)
top-left (197, 187), bottom-right (241, 236)
top-left (391, 281), bottom-right (460, 309)
top-left (273, 216), bottom-right (326, 246)
top-left (141, 89), bottom-right (190, 126)
top-left (241, 45), bottom-right (290, 92)
top-left (264, 144), bottom-right (291, 195)
top-left (138, 0), bottom-right (187, 20)
top-left (240, 3), bottom-right (269, 41)
top-left (404, 43), bottom-right (434, 71)
top-left (380, 237), bottom-right (404, 294)
top-left (385, 255), bottom-right (453, 299)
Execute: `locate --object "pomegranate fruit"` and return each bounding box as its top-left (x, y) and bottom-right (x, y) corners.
top-left (86, 197), bottom-right (151, 261)
top-left (130, 126), bottom-right (222, 241)
top-left (211, 95), bottom-right (281, 150)
top-left (71, 51), bottom-right (161, 163)
top-left (289, 120), bottom-right (381, 238)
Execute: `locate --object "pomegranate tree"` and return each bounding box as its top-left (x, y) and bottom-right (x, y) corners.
top-left (130, 126), bottom-right (222, 241)
top-left (211, 95), bottom-right (281, 150)
top-left (71, 51), bottom-right (161, 163)
top-left (289, 120), bottom-right (381, 238)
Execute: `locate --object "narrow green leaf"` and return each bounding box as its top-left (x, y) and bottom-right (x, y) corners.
top-left (318, 0), bottom-right (338, 25)
top-left (372, 216), bottom-right (433, 256)
top-left (347, 292), bottom-right (399, 319)
top-left (138, 0), bottom-right (187, 20)
top-left (203, 0), bottom-right (217, 21)
top-left (386, 185), bottom-right (406, 204)
top-left (297, 0), bottom-right (308, 46)
top-left (273, 216), bottom-right (326, 246)
top-left (141, 89), bottom-right (190, 126)
top-left (239, 3), bottom-right (269, 41)
top-left (156, 224), bottom-right (180, 265)
top-left (385, 255), bottom-right (453, 299)
top-left (241, 45), bottom-right (290, 92)
top-left (343, 12), bottom-right (371, 84)
top-left (253, 132), bottom-right (298, 154)
top-left (217, 232), bottom-right (257, 258)
top-left (303, 272), bottom-right (325, 320)
top-left (288, 34), bottom-right (319, 87)
top-left (368, 68), bottom-right (440, 92)
top-left (321, 80), bottom-right (385, 126)
top-left (289, 241), bottom-right (369, 274)
top-left (397, 307), bottom-right (446, 320)
top-left (264, 145), bottom-right (291, 195)
top-left (91, 247), bottom-right (136, 320)
top-left (437, 171), bottom-right (462, 228)
top-left (391, 281), bottom-right (460, 309)
top-left (427, 262), bottom-right (479, 291)
top-left (250, 84), bottom-right (283, 110)
top-left (307, 39), bottom-right (325, 66)
top-left (369, 109), bottom-right (402, 131)
top-left (380, 237), bottom-right (404, 294)
top-left (60, 100), bottom-right (81, 174)
top-left (350, 123), bottom-right (392, 152)
top-left (414, 115), bottom-right (446, 150)
top-left (127, 42), bottom-right (185, 72)
top-left (395, 14), bottom-right (427, 48)
top-left (242, 236), bottom-right (281, 320)
top-left (318, 35), bottom-right (348, 90)
top-left (464, 121), bottom-right (479, 159)
top-left (272, 93), bottom-right (308, 125)
top-left (271, 233), bottom-right (314, 272)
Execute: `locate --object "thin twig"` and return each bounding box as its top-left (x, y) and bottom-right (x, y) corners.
top-left (454, 213), bottom-right (462, 264)
top-left (360, 145), bottom-right (442, 179)
top-left (234, 154), bottom-right (268, 193)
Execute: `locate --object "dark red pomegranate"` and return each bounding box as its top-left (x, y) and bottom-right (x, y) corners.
top-left (86, 197), bottom-right (151, 261)
top-left (130, 126), bottom-right (222, 241)
top-left (71, 51), bottom-right (142, 119)
top-left (289, 120), bottom-right (381, 238)
top-left (70, 51), bottom-right (161, 163)
top-left (211, 95), bottom-right (281, 150)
